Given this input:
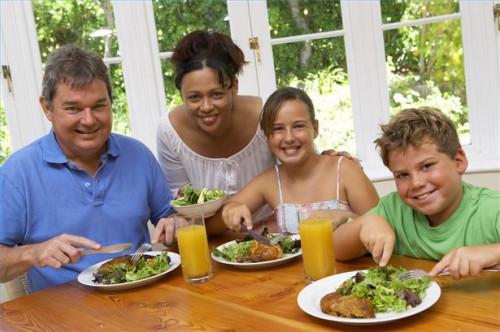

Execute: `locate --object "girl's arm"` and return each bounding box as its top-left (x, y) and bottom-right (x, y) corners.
top-left (206, 170), bottom-right (272, 235)
top-left (341, 158), bottom-right (379, 215)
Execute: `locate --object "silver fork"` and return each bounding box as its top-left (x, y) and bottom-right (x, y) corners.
top-left (399, 264), bottom-right (500, 281)
top-left (269, 233), bottom-right (286, 246)
top-left (399, 269), bottom-right (428, 281)
top-left (129, 243), bottom-right (152, 264)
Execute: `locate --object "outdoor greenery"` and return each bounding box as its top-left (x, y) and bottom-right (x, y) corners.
top-left (0, 0), bottom-right (467, 164)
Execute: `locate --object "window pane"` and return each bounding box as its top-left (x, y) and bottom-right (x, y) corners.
top-left (273, 40), bottom-right (354, 154)
top-left (267, 0), bottom-right (342, 38)
top-left (384, 19), bottom-right (469, 144)
top-left (109, 64), bottom-right (131, 135)
top-left (0, 101), bottom-right (12, 165)
top-left (152, 0), bottom-right (229, 108)
top-left (32, 0), bottom-right (131, 136)
top-left (267, 0), bottom-right (352, 152)
top-left (381, 0), bottom-right (459, 24)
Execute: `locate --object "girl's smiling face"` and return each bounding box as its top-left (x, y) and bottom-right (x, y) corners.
top-left (268, 99), bottom-right (318, 165)
top-left (388, 142), bottom-right (468, 226)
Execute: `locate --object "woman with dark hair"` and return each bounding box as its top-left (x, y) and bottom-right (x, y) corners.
top-left (156, 30), bottom-right (275, 237)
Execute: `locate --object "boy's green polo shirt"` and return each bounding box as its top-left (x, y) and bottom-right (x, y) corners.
top-left (370, 182), bottom-right (500, 260)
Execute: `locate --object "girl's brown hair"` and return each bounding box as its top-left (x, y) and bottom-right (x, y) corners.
top-left (260, 87), bottom-right (315, 136)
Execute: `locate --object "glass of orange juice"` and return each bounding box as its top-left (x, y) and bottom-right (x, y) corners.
top-left (297, 208), bottom-right (336, 282)
top-left (175, 215), bottom-right (212, 284)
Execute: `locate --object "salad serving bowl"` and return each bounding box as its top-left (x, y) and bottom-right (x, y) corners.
top-left (172, 195), bottom-right (227, 218)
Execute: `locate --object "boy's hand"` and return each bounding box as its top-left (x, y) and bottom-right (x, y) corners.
top-left (430, 244), bottom-right (500, 279)
top-left (359, 215), bottom-right (395, 267)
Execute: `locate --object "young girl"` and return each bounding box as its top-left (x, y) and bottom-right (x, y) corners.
top-left (222, 87), bottom-right (379, 233)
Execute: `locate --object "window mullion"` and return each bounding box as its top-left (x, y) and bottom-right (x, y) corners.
top-left (0, 1), bottom-right (49, 151)
top-left (112, 0), bottom-right (166, 153)
top-left (340, 0), bottom-right (391, 179)
top-left (459, 0), bottom-right (500, 169)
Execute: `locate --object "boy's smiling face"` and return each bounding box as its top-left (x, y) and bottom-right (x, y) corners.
top-left (388, 142), bottom-right (468, 226)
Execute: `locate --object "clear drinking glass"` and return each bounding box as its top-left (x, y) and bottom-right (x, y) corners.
top-left (175, 215), bottom-right (212, 284)
top-left (297, 208), bottom-right (336, 282)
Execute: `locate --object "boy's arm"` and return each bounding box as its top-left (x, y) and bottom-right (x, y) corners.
top-left (429, 243), bottom-right (500, 279)
top-left (335, 214), bottom-right (396, 266)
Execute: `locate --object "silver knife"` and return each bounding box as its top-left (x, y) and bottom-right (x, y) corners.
top-left (80, 242), bottom-right (132, 255)
top-left (240, 225), bottom-right (272, 246)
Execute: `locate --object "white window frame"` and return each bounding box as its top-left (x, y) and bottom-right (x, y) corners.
top-left (1, 0), bottom-right (499, 181)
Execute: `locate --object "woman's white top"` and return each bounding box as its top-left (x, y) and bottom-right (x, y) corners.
top-left (156, 112), bottom-right (275, 220)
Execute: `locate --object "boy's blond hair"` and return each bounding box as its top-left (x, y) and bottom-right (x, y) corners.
top-left (375, 107), bottom-right (461, 167)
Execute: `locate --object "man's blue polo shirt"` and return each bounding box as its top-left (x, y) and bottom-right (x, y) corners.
top-left (0, 131), bottom-right (175, 292)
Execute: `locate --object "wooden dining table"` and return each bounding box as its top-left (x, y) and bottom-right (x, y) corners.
top-left (1, 233), bottom-right (499, 332)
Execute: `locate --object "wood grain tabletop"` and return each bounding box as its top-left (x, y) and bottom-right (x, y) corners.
top-left (1, 233), bottom-right (499, 332)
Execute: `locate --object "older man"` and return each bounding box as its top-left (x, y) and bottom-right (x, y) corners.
top-left (0, 45), bottom-right (175, 292)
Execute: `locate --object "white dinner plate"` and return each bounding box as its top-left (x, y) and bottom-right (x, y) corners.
top-left (297, 269), bottom-right (441, 325)
top-left (211, 235), bottom-right (301, 269)
top-left (77, 251), bottom-right (181, 291)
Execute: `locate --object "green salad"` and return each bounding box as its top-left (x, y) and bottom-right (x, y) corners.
top-left (337, 266), bottom-right (431, 313)
top-left (93, 252), bottom-right (170, 284)
top-left (171, 184), bottom-right (226, 207)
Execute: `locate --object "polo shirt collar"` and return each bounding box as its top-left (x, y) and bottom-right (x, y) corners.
top-left (41, 130), bottom-right (120, 164)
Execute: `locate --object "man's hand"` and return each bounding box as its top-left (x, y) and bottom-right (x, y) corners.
top-left (152, 215), bottom-right (181, 246)
top-left (430, 244), bottom-right (500, 279)
top-left (359, 215), bottom-right (395, 267)
top-left (32, 234), bottom-right (100, 269)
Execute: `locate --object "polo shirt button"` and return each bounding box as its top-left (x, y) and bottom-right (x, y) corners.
top-left (84, 182), bottom-right (91, 187)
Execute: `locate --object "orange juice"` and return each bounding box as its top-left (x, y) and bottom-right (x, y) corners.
top-left (298, 218), bottom-right (335, 281)
top-left (176, 224), bottom-right (212, 282)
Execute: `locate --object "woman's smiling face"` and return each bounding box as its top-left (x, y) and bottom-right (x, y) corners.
top-left (388, 142), bottom-right (468, 225)
top-left (180, 67), bottom-right (237, 137)
top-left (268, 99), bottom-right (318, 165)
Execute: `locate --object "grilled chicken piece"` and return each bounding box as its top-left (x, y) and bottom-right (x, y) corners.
top-left (97, 255), bottom-right (133, 274)
top-left (236, 241), bottom-right (283, 262)
top-left (320, 292), bottom-right (375, 318)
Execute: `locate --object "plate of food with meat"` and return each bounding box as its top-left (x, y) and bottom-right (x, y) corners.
top-left (297, 266), bottom-right (441, 325)
top-left (78, 251), bottom-right (181, 290)
top-left (211, 231), bottom-right (301, 269)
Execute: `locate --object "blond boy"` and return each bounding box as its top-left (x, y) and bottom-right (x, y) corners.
top-left (335, 107), bottom-right (500, 279)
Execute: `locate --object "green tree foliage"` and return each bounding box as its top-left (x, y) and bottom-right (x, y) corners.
top-left (0, 104), bottom-right (12, 165)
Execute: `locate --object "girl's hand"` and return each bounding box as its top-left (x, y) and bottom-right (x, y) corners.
top-left (221, 201), bottom-right (254, 231)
